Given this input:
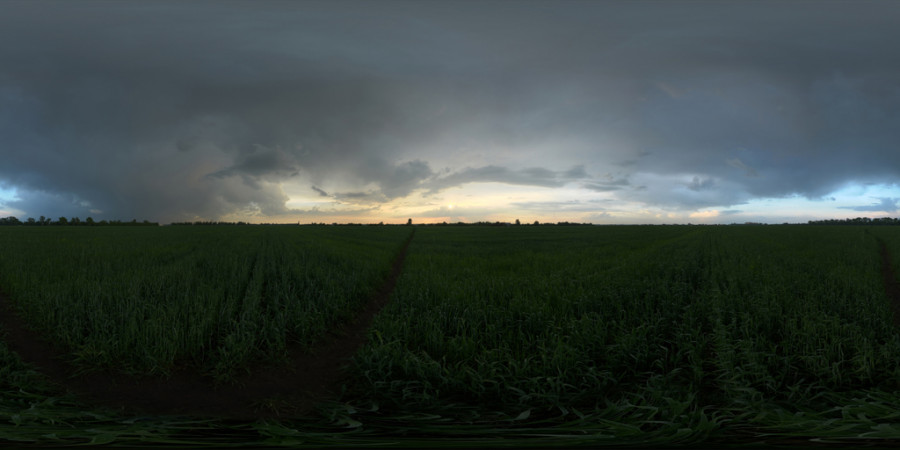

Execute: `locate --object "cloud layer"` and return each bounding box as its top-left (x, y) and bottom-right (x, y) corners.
top-left (1, 1), bottom-right (899, 222)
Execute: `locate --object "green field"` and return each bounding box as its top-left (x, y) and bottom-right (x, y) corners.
top-left (3, 225), bottom-right (900, 446)
top-left (0, 225), bottom-right (412, 382)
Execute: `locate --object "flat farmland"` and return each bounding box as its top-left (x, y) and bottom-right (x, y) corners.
top-left (3, 224), bottom-right (900, 446)
top-left (0, 226), bottom-right (412, 382)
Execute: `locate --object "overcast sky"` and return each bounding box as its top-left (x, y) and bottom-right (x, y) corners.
top-left (2, 0), bottom-right (899, 224)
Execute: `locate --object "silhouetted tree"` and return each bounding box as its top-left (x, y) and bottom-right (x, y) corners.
top-left (406, 218), bottom-right (412, 225)
top-left (807, 216), bottom-right (900, 226)
top-left (0, 216), bottom-right (21, 226)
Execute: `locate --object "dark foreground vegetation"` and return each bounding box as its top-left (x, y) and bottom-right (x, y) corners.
top-left (2, 224), bottom-right (900, 446)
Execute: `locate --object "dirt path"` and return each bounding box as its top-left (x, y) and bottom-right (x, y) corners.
top-left (0, 230), bottom-right (415, 419)
top-left (877, 238), bottom-right (900, 327)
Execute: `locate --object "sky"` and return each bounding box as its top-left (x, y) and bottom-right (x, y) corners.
top-left (1, 0), bottom-right (899, 225)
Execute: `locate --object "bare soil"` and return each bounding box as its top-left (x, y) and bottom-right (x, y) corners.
top-left (878, 239), bottom-right (900, 327)
top-left (0, 230), bottom-right (414, 419)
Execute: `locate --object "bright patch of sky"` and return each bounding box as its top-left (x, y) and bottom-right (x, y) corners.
top-left (664, 183), bottom-right (900, 224)
top-left (0, 185), bottom-right (17, 203)
top-left (228, 180), bottom-right (900, 225)
top-left (0, 185), bottom-right (22, 217)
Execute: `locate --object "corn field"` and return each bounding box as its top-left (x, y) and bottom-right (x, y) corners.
top-left (2, 225), bottom-right (900, 446)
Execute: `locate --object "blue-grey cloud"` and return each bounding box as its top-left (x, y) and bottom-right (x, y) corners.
top-left (839, 197), bottom-right (899, 213)
top-left (726, 159), bottom-right (758, 178)
top-left (333, 191), bottom-right (388, 205)
top-left (425, 165), bottom-right (589, 195)
top-left (326, 162), bottom-right (590, 204)
top-left (688, 176), bottom-right (716, 192)
top-left (208, 145), bottom-right (301, 181)
top-left (582, 173), bottom-right (630, 192)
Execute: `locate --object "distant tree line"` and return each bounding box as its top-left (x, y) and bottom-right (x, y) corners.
top-left (808, 217), bottom-right (900, 226)
top-left (170, 221), bottom-right (253, 226)
top-left (162, 217), bottom-right (900, 227)
top-left (9, 215), bottom-right (898, 227)
top-left (0, 216), bottom-right (158, 226)
top-left (412, 220), bottom-right (592, 226)
top-left (170, 221), bottom-right (388, 226)
top-left (167, 220), bottom-right (596, 227)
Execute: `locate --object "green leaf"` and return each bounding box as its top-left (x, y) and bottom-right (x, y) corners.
top-left (512, 409), bottom-right (531, 421)
top-left (89, 433), bottom-right (117, 445)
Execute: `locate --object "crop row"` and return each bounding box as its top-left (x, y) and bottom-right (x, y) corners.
top-left (347, 226), bottom-right (900, 440)
top-left (0, 226), bottom-right (411, 381)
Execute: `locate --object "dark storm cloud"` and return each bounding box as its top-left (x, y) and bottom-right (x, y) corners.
top-left (0, 1), bottom-right (446, 221)
top-left (207, 145), bottom-right (301, 190)
top-left (311, 186), bottom-right (329, 198)
top-left (366, 160), bottom-right (434, 200)
top-left (6, 190), bottom-right (100, 221)
top-left (325, 159), bottom-right (432, 204)
top-left (333, 191), bottom-right (388, 205)
top-left (2, 1), bottom-right (900, 221)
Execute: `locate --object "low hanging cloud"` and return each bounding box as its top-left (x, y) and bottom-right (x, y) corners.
top-left (332, 190), bottom-right (388, 205)
top-left (424, 164), bottom-right (590, 195)
top-left (510, 200), bottom-right (607, 213)
top-left (687, 176), bottom-right (716, 192)
top-left (326, 159), bottom-right (432, 204)
top-left (619, 172), bottom-right (753, 210)
top-left (5, 190), bottom-right (99, 221)
top-left (324, 162), bottom-right (591, 204)
top-left (583, 173), bottom-right (630, 192)
top-left (376, 160), bottom-right (434, 199)
top-left (208, 145), bottom-right (301, 181)
top-left (840, 197), bottom-right (899, 214)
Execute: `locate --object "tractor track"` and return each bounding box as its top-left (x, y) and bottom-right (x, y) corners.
top-left (0, 230), bottom-right (415, 419)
